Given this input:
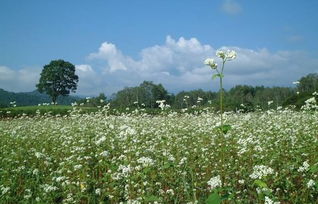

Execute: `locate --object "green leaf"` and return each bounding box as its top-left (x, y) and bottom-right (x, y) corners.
top-left (254, 180), bottom-right (268, 188)
top-left (163, 162), bottom-right (173, 169)
top-left (310, 164), bottom-right (318, 173)
top-left (216, 124), bottom-right (232, 134)
top-left (144, 195), bottom-right (161, 202)
top-left (212, 74), bottom-right (224, 80)
top-left (206, 192), bottom-right (221, 204)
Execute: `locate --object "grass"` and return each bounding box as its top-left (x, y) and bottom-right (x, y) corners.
top-left (0, 107), bottom-right (317, 203)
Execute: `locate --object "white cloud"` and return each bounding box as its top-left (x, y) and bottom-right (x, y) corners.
top-left (0, 66), bottom-right (40, 92)
top-left (88, 42), bottom-right (130, 72)
top-left (75, 64), bottom-right (102, 95)
top-left (75, 36), bottom-right (317, 95)
top-left (221, 0), bottom-right (242, 15)
top-left (1, 36), bottom-right (317, 96)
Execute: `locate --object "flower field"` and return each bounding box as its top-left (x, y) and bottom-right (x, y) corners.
top-left (0, 107), bottom-right (317, 203)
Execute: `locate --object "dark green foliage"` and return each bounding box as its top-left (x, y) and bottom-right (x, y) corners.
top-left (1, 72), bottom-right (317, 111)
top-left (108, 73), bottom-right (316, 111)
top-left (0, 88), bottom-right (80, 107)
top-left (76, 93), bottom-right (107, 107)
top-left (283, 92), bottom-right (318, 109)
top-left (173, 89), bottom-right (217, 109)
top-left (297, 73), bottom-right (318, 93)
top-left (226, 85), bottom-right (295, 111)
top-left (36, 60), bottom-right (79, 103)
top-left (206, 192), bottom-right (221, 204)
top-left (282, 73), bottom-right (318, 108)
top-left (111, 81), bottom-right (172, 108)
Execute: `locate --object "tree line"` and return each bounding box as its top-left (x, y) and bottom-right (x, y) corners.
top-left (80, 73), bottom-right (318, 111)
top-left (31, 59), bottom-right (318, 111)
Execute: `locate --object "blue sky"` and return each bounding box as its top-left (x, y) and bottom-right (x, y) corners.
top-left (1, 0), bottom-right (318, 95)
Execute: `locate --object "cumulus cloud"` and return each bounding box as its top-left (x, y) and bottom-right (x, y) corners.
top-left (75, 36), bottom-right (317, 95)
top-left (0, 66), bottom-right (40, 92)
top-left (1, 36), bottom-right (317, 96)
top-left (88, 42), bottom-right (130, 72)
top-left (221, 0), bottom-right (242, 15)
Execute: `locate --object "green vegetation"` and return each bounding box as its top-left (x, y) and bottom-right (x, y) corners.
top-left (0, 107), bottom-right (317, 203)
top-left (109, 82), bottom-right (293, 111)
top-left (1, 73), bottom-right (317, 113)
top-left (0, 89), bottom-right (80, 108)
top-left (36, 59), bottom-right (79, 104)
top-left (0, 105), bottom-right (97, 118)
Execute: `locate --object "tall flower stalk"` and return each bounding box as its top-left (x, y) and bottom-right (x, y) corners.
top-left (204, 50), bottom-right (237, 191)
top-left (204, 50), bottom-right (237, 130)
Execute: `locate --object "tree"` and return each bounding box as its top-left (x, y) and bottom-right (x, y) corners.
top-left (36, 59), bottom-right (79, 104)
top-left (110, 81), bottom-right (170, 109)
top-left (298, 73), bottom-right (318, 93)
top-left (76, 93), bottom-right (107, 107)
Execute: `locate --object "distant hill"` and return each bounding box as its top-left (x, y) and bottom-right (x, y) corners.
top-left (0, 88), bottom-right (81, 107)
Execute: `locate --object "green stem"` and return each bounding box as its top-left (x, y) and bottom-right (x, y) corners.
top-left (220, 77), bottom-right (223, 127)
top-left (219, 60), bottom-right (225, 128)
top-left (220, 60), bottom-right (225, 187)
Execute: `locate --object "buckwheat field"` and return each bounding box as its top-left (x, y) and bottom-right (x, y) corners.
top-left (0, 106), bottom-right (317, 204)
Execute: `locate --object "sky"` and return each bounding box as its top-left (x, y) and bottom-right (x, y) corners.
top-left (0, 0), bottom-right (318, 96)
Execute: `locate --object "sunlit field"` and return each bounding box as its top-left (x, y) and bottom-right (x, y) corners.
top-left (0, 106), bottom-right (317, 203)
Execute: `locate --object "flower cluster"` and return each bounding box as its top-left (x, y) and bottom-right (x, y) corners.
top-left (137, 157), bottom-right (155, 167)
top-left (298, 161), bottom-right (310, 172)
top-left (207, 175), bottom-right (222, 190)
top-left (204, 49), bottom-right (237, 70)
top-left (216, 50), bottom-right (237, 61)
top-left (204, 58), bottom-right (217, 69)
top-left (249, 165), bottom-right (274, 179)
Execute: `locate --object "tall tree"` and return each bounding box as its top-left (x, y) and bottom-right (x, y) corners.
top-left (36, 59), bottom-right (79, 104)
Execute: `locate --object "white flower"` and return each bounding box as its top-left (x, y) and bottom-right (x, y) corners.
top-left (207, 175), bottom-right (222, 190)
top-left (100, 151), bottom-right (109, 157)
top-left (216, 50), bottom-right (237, 61)
top-left (41, 184), bottom-right (58, 193)
top-left (250, 165), bottom-right (274, 179)
top-left (238, 179), bottom-right (245, 184)
top-left (95, 188), bottom-right (101, 195)
top-left (226, 50), bottom-right (237, 60)
top-left (298, 161), bottom-right (310, 172)
top-left (74, 164), bottom-right (83, 170)
top-left (307, 179), bottom-right (315, 188)
top-left (95, 136), bottom-right (106, 145)
top-left (166, 189), bottom-right (175, 196)
top-left (32, 169), bottom-right (39, 175)
top-left (265, 196), bottom-right (280, 204)
top-left (137, 157), bottom-right (154, 167)
top-left (1, 186), bottom-right (10, 195)
top-left (216, 50), bottom-right (226, 59)
top-left (55, 176), bottom-right (66, 182)
top-left (35, 152), bottom-right (42, 158)
top-left (204, 58), bottom-right (218, 69)
top-left (305, 97), bottom-right (316, 104)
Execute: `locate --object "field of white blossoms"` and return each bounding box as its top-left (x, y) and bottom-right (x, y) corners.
top-left (0, 106), bottom-right (317, 203)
